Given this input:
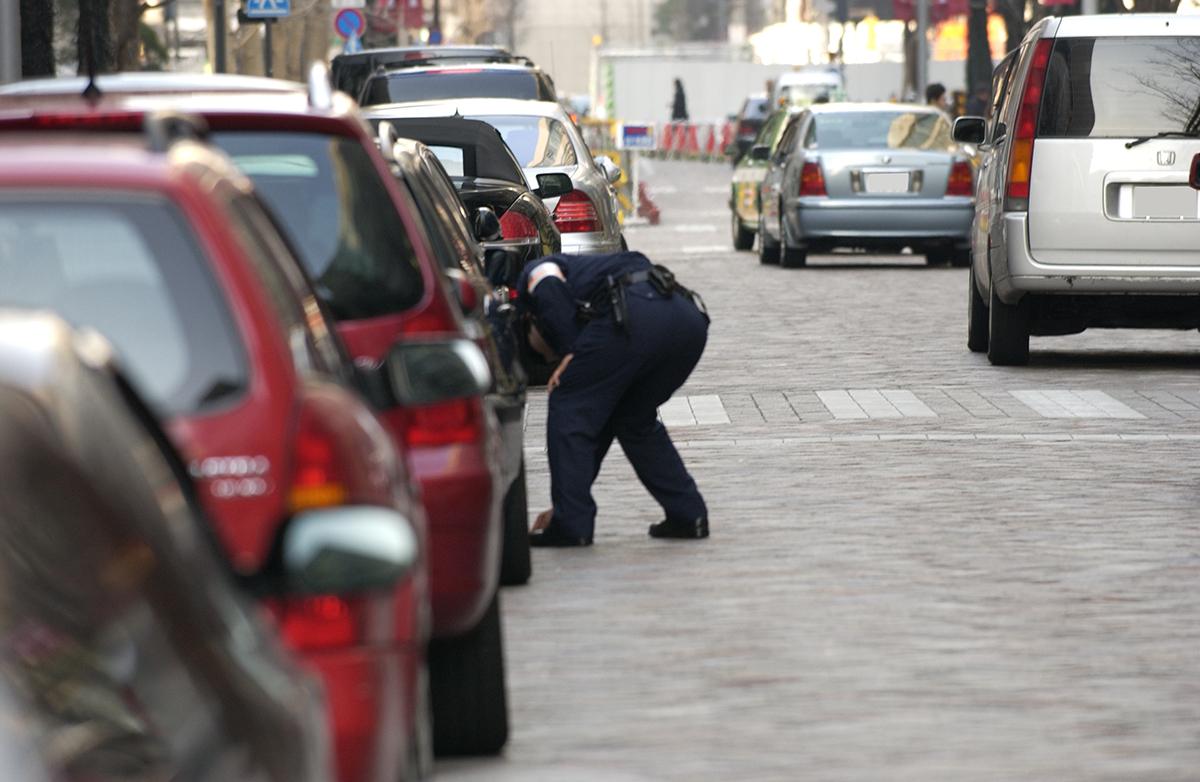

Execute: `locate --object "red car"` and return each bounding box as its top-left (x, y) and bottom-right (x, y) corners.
top-left (0, 71), bottom-right (512, 755)
top-left (0, 122), bottom-right (461, 780)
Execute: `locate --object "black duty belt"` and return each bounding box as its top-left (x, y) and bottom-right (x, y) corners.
top-left (577, 264), bottom-right (710, 333)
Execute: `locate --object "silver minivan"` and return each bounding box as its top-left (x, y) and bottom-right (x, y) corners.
top-left (954, 14), bottom-right (1200, 365)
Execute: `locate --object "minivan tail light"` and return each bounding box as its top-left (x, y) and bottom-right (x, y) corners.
top-left (498, 209), bottom-right (539, 241)
top-left (552, 189), bottom-right (601, 233)
top-left (399, 397), bottom-right (484, 448)
top-left (265, 595), bottom-right (367, 652)
top-left (1005, 38), bottom-right (1053, 210)
top-left (288, 406), bottom-right (349, 512)
top-left (946, 160), bottom-right (974, 197)
top-left (799, 161), bottom-right (827, 197)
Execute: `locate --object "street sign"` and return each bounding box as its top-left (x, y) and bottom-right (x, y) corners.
top-left (330, 0), bottom-right (366, 7)
top-left (333, 8), bottom-right (366, 39)
top-left (244, 0), bottom-right (290, 19)
top-left (617, 124), bottom-right (656, 151)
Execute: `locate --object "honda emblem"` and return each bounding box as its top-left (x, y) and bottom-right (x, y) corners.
top-left (1158, 150), bottom-right (1176, 166)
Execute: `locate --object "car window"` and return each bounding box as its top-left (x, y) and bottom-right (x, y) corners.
top-left (809, 111), bottom-right (954, 151)
top-left (755, 111), bottom-right (787, 149)
top-left (776, 115), bottom-right (803, 155)
top-left (0, 195), bottom-right (247, 416)
top-left (212, 131), bottom-right (425, 322)
top-left (472, 114), bottom-right (577, 168)
top-left (1038, 36), bottom-right (1200, 139)
top-left (361, 70), bottom-right (541, 105)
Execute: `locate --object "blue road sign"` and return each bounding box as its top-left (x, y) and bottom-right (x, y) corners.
top-left (245, 0), bottom-right (291, 19)
top-left (618, 124), bottom-right (657, 151)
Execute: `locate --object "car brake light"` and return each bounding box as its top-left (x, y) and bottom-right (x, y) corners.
top-left (399, 397), bottom-right (484, 447)
top-left (0, 111), bottom-right (145, 132)
top-left (552, 190), bottom-right (601, 233)
top-left (265, 595), bottom-right (366, 652)
top-left (288, 406), bottom-right (349, 512)
top-left (799, 161), bottom-right (827, 197)
top-left (947, 160), bottom-right (974, 197)
top-left (499, 209), bottom-right (539, 240)
top-left (427, 68), bottom-right (482, 75)
top-left (1006, 38), bottom-right (1053, 210)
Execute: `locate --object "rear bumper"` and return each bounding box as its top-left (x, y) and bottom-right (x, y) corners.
top-left (785, 196), bottom-right (973, 246)
top-left (998, 213), bottom-right (1200, 303)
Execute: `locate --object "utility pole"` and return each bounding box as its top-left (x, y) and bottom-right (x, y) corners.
top-left (0, 0), bottom-right (21, 84)
top-left (914, 0), bottom-right (929, 98)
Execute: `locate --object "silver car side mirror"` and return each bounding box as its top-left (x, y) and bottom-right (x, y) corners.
top-left (595, 155), bottom-right (621, 184)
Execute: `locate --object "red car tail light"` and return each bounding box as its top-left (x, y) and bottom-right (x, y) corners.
top-left (498, 209), bottom-right (539, 240)
top-left (266, 595), bottom-right (366, 652)
top-left (552, 190), bottom-right (602, 233)
top-left (398, 397), bottom-right (485, 447)
top-left (0, 111), bottom-right (143, 132)
top-left (1006, 38), bottom-right (1053, 210)
top-left (946, 160), bottom-right (974, 197)
top-left (799, 161), bottom-right (827, 197)
top-left (288, 406), bottom-right (349, 512)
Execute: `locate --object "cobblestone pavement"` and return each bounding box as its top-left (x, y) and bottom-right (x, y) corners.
top-left (439, 159), bottom-right (1200, 781)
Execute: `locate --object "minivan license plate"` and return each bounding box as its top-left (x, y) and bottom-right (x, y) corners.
top-left (864, 172), bottom-right (909, 194)
top-left (1132, 185), bottom-right (1198, 219)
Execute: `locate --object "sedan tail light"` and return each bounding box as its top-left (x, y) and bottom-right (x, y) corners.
top-left (552, 190), bottom-right (602, 233)
top-left (946, 160), bottom-right (974, 197)
top-left (1006, 38), bottom-right (1053, 210)
top-left (799, 161), bottom-right (827, 197)
top-left (288, 406), bottom-right (348, 512)
top-left (498, 209), bottom-right (539, 240)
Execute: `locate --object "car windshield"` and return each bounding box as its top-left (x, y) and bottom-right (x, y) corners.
top-left (0, 196), bottom-right (247, 416)
top-left (361, 70), bottom-right (540, 105)
top-left (808, 111), bottom-right (954, 151)
top-left (1039, 36), bottom-right (1200, 139)
top-left (779, 83), bottom-right (835, 107)
top-left (211, 131), bottom-right (424, 321)
top-left (471, 115), bottom-right (577, 168)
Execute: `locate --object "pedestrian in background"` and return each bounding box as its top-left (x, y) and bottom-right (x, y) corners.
top-left (671, 78), bottom-right (689, 122)
top-left (519, 252), bottom-right (710, 547)
top-left (925, 82), bottom-right (948, 112)
top-left (965, 83), bottom-right (991, 116)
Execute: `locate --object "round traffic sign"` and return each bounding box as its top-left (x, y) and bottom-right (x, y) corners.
top-left (334, 8), bottom-right (365, 38)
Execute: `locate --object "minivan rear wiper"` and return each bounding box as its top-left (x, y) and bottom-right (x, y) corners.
top-left (1125, 131), bottom-right (1200, 149)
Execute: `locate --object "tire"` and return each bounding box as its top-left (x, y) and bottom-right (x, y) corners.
top-left (925, 249), bottom-right (950, 266)
top-left (732, 213), bottom-right (754, 251)
top-left (967, 271), bottom-right (989, 353)
top-left (987, 287), bottom-right (1030, 366)
top-left (949, 248), bottom-right (972, 268)
top-left (757, 219), bottom-right (779, 265)
top-left (781, 245), bottom-right (807, 268)
top-left (429, 592), bottom-right (509, 756)
top-left (499, 460), bottom-right (531, 586)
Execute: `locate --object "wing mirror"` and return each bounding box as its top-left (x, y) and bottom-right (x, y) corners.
top-left (376, 120), bottom-right (399, 163)
top-left (533, 172), bottom-right (573, 199)
top-left (953, 116), bottom-right (987, 145)
top-left (594, 155), bottom-right (622, 184)
top-left (385, 338), bottom-right (490, 407)
top-left (749, 144), bottom-right (771, 161)
top-left (445, 268), bottom-right (484, 318)
top-left (277, 506), bottom-right (419, 595)
top-left (473, 206), bottom-right (502, 242)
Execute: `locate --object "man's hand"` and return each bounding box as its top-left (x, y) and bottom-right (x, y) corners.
top-left (547, 353), bottom-right (574, 392)
top-left (532, 508), bottom-right (553, 532)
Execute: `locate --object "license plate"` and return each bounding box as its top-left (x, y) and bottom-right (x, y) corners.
top-left (864, 172), bottom-right (909, 194)
top-left (1132, 185), bottom-right (1198, 219)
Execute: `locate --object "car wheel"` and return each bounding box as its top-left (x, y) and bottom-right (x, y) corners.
top-left (949, 248), bottom-right (971, 268)
top-left (499, 459), bottom-right (531, 586)
top-left (429, 592), bottom-right (509, 756)
top-left (757, 219), bottom-right (779, 265)
top-left (967, 271), bottom-right (989, 353)
top-left (987, 287), bottom-right (1030, 366)
top-left (732, 213), bottom-right (754, 251)
top-left (925, 249), bottom-right (950, 266)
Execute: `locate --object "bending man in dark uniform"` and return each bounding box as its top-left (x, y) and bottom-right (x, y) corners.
top-left (517, 251), bottom-right (710, 547)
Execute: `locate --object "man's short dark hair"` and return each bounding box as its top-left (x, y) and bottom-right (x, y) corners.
top-left (925, 83), bottom-right (946, 103)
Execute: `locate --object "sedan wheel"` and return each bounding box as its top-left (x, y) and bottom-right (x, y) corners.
top-left (732, 213), bottom-right (755, 251)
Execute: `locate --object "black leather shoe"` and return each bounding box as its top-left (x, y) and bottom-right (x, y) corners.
top-left (529, 525), bottom-right (592, 547)
top-left (648, 516), bottom-right (709, 539)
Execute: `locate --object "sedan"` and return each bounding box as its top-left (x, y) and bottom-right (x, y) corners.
top-left (757, 103), bottom-right (974, 268)
top-left (368, 98), bottom-right (625, 255)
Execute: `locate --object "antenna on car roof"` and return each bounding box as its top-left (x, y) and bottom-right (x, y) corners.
top-left (79, 0), bottom-right (103, 102)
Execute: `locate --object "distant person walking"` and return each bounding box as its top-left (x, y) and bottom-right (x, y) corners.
top-left (671, 78), bottom-right (689, 122)
top-left (925, 82), bottom-right (948, 111)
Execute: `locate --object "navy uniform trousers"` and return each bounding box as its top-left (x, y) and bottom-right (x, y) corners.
top-left (524, 254), bottom-right (709, 540)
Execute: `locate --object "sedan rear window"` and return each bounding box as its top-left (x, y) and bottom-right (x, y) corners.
top-left (1038, 37), bottom-right (1200, 139)
top-left (0, 196), bottom-right (246, 416)
top-left (361, 70), bottom-right (543, 106)
top-left (807, 111), bottom-right (954, 151)
top-left (212, 131), bottom-right (424, 321)
top-left (472, 115), bottom-right (577, 168)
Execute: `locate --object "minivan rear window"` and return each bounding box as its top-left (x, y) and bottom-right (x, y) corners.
top-left (212, 131), bottom-right (424, 321)
top-left (0, 196), bottom-right (247, 416)
top-left (361, 70), bottom-right (543, 106)
top-left (1039, 37), bottom-right (1200, 139)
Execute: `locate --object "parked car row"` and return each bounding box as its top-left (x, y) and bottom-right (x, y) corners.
top-left (0, 40), bottom-right (620, 782)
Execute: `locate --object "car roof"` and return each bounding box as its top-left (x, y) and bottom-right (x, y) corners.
top-left (1046, 12), bottom-right (1199, 36)
top-left (373, 62), bottom-right (544, 77)
top-left (364, 97), bottom-right (567, 120)
top-left (0, 72), bottom-right (302, 97)
top-left (333, 45), bottom-right (523, 68)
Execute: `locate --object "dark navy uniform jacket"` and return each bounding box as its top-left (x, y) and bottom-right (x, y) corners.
top-left (516, 251), bottom-right (657, 356)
